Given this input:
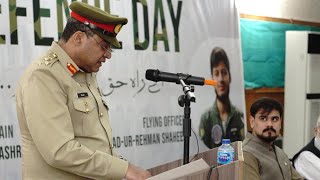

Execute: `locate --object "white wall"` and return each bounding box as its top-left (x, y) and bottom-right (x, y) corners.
top-left (237, 0), bottom-right (320, 22)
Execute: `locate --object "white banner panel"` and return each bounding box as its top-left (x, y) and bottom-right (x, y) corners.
top-left (0, 0), bottom-right (245, 179)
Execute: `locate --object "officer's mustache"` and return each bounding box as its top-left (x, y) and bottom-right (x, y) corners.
top-left (263, 127), bottom-right (276, 133)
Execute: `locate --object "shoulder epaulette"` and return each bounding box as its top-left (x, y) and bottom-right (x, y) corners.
top-left (37, 52), bottom-right (59, 67)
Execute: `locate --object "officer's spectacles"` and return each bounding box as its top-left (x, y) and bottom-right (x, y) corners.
top-left (91, 35), bottom-right (113, 54)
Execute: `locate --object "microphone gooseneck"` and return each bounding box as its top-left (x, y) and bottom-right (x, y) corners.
top-left (145, 69), bottom-right (216, 86)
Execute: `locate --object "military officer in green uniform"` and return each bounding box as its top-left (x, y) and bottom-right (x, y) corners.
top-left (15, 2), bottom-right (151, 179)
top-left (199, 47), bottom-right (244, 149)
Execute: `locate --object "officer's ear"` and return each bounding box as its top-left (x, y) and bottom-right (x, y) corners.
top-left (71, 31), bottom-right (85, 46)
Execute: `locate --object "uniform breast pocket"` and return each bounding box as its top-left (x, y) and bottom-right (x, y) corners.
top-left (72, 98), bottom-right (98, 136)
top-left (73, 98), bottom-right (95, 113)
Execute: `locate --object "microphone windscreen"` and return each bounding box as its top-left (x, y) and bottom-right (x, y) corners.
top-left (145, 69), bottom-right (158, 81)
top-left (204, 79), bottom-right (217, 86)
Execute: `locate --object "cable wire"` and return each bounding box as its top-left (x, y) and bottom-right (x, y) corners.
top-left (189, 127), bottom-right (199, 162)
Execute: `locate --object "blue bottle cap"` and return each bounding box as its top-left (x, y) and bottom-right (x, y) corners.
top-left (222, 139), bottom-right (231, 144)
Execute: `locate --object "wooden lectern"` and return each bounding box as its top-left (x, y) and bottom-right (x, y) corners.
top-left (147, 141), bottom-right (244, 180)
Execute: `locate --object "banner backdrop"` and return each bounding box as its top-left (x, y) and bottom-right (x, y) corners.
top-left (0, 0), bottom-right (245, 179)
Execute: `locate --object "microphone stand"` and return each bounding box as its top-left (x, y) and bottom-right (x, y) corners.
top-left (178, 78), bottom-right (196, 165)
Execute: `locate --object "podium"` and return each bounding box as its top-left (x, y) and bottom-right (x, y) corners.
top-left (147, 141), bottom-right (244, 180)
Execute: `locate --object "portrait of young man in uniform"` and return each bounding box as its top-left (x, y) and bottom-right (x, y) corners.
top-left (15, 1), bottom-right (151, 179)
top-left (199, 47), bottom-right (244, 149)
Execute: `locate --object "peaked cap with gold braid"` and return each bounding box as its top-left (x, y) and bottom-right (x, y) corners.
top-left (69, 1), bottom-right (128, 47)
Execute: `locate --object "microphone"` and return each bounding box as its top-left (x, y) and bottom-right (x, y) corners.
top-left (145, 69), bottom-right (216, 86)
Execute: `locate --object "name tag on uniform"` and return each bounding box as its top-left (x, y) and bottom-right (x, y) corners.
top-left (230, 128), bottom-right (238, 132)
top-left (77, 92), bottom-right (88, 98)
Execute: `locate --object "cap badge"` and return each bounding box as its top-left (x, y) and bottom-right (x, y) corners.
top-left (114, 24), bottom-right (123, 34)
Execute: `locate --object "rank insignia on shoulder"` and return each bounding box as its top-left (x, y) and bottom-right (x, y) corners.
top-left (44, 52), bottom-right (58, 61)
top-left (77, 92), bottom-right (88, 98)
top-left (39, 52), bottom-right (58, 66)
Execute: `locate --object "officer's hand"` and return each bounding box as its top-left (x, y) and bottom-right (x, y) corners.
top-left (125, 163), bottom-right (151, 180)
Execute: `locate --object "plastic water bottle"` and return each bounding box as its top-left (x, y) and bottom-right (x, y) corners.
top-left (217, 139), bottom-right (234, 165)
